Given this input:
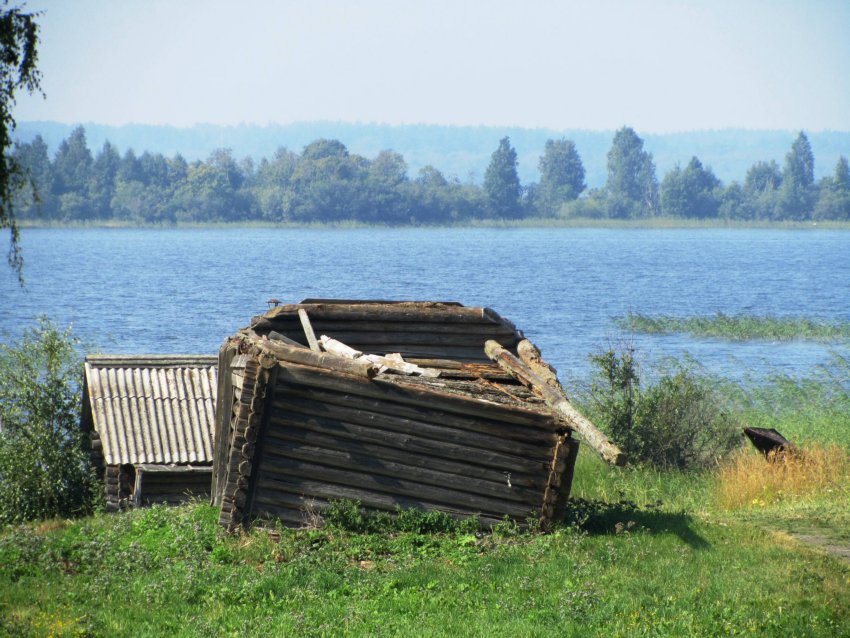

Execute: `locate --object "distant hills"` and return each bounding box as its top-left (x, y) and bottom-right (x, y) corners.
top-left (14, 121), bottom-right (850, 188)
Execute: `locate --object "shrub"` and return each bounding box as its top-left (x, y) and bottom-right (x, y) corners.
top-left (0, 318), bottom-right (97, 523)
top-left (588, 347), bottom-right (740, 470)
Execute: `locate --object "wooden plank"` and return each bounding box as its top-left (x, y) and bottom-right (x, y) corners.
top-left (297, 309), bottom-right (321, 353)
top-left (261, 303), bottom-right (505, 324)
top-left (263, 423), bottom-right (553, 486)
top-left (252, 480), bottom-right (506, 528)
top-left (255, 319), bottom-right (522, 336)
top-left (271, 388), bottom-right (556, 453)
top-left (486, 340), bottom-right (627, 466)
top-left (268, 393), bottom-right (557, 462)
top-left (212, 344), bottom-right (237, 505)
top-left (268, 330), bottom-right (307, 348)
top-left (254, 475), bottom-right (517, 526)
top-left (259, 437), bottom-right (542, 504)
top-left (309, 331), bottom-right (519, 348)
top-left (554, 437), bottom-right (580, 521)
top-left (273, 361), bottom-right (557, 429)
top-left (255, 455), bottom-right (539, 518)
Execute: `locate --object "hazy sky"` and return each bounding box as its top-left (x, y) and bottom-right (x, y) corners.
top-left (12, 0), bottom-right (850, 132)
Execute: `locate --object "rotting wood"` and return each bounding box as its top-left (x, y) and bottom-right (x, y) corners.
top-left (263, 424), bottom-right (552, 488)
top-left (274, 380), bottom-right (558, 443)
top-left (255, 456), bottom-right (538, 517)
top-left (265, 398), bottom-right (557, 469)
top-left (254, 336), bottom-right (378, 379)
top-left (260, 303), bottom-right (505, 325)
top-left (216, 301), bottom-right (580, 530)
top-left (298, 309), bottom-right (321, 352)
top-left (318, 335), bottom-right (440, 377)
top-left (517, 339), bottom-right (564, 392)
top-left (485, 340), bottom-right (627, 467)
top-left (273, 362), bottom-right (556, 428)
top-left (267, 396), bottom-right (556, 462)
top-left (268, 331), bottom-right (306, 348)
top-left (253, 479), bottom-right (508, 528)
top-left (254, 319), bottom-right (523, 337)
top-left (259, 438), bottom-right (542, 504)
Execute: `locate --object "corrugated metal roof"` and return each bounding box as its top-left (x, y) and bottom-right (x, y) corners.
top-left (84, 355), bottom-right (217, 466)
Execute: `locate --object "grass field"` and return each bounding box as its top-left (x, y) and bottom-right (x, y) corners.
top-left (2, 370), bottom-right (849, 637)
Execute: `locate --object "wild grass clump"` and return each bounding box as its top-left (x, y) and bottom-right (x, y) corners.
top-left (617, 311), bottom-right (850, 342)
top-left (715, 445), bottom-right (850, 510)
top-left (585, 346), bottom-right (740, 470)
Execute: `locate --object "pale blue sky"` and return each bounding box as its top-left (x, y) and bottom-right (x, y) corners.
top-left (13, 0), bottom-right (850, 132)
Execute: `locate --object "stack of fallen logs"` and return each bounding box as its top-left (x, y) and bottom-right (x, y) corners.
top-left (212, 301), bottom-right (624, 531)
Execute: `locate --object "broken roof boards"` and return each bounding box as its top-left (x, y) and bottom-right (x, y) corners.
top-left (213, 300), bottom-right (580, 530)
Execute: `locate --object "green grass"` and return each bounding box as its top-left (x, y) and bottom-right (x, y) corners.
top-left (617, 311), bottom-right (850, 342)
top-left (2, 370), bottom-right (850, 637)
top-left (2, 501), bottom-right (848, 637)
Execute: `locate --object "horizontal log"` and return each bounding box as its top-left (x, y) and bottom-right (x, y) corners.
top-left (313, 331), bottom-right (518, 348)
top-left (256, 318), bottom-right (522, 337)
top-left (486, 340), bottom-right (627, 467)
top-left (254, 338), bottom-right (377, 378)
top-left (252, 479), bottom-right (506, 528)
top-left (264, 411), bottom-right (556, 479)
top-left (254, 476), bottom-right (518, 528)
top-left (258, 437), bottom-right (542, 504)
top-left (272, 361), bottom-right (557, 429)
top-left (255, 455), bottom-right (539, 518)
top-left (260, 303), bottom-right (505, 325)
top-left (270, 389), bottom-right (555, 455)
top-left (250, 498), bottom-right (317, 527)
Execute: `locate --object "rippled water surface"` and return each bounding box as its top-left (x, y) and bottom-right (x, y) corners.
top-left (2, 227), bottom-right (848, 385)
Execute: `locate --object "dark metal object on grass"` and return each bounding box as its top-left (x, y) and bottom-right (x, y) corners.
top-left (743, 427), bottom-right (793, 458)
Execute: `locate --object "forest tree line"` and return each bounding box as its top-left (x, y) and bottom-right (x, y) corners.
top-left (11, 125), bottom-right (850, 224)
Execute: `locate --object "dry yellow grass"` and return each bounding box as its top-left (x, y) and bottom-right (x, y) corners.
top-left (715, 444), bottom-right (850, 509)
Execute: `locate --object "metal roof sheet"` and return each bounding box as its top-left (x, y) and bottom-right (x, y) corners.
top-left (84, 355), bottom-right (217, 466)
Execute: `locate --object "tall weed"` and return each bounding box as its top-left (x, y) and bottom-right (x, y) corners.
top-left (715, 445), bottom-right (850, 510)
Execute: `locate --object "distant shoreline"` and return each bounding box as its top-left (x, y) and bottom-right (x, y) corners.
top-left (16, 218), bottom-right (850, 231)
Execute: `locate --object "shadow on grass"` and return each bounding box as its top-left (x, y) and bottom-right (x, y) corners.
top-left (561, 498), bottom-right (711, 550)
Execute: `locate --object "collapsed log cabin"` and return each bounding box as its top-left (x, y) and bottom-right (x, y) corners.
top-left (80, 355), bottom-right (217, 510)
top-left (213, 300), bottom-right (624, 530)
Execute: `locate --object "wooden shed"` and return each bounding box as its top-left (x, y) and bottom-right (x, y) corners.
top-left (81, 355), bottom-right (217, 510)
top-left (213, 300), bottom-right (623, 530)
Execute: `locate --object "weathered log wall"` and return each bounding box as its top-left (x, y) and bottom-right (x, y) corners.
top-left (133, 468), bottom-right (212, 506)
top-left (250, 302), bottom-right (523, 363)
top-left (215, 350), bottom-right (576, 530)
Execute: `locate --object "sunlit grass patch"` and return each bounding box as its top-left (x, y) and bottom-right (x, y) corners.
top-left (616, 311), bottom-right (850, 342)
top-left (715, 444), bottom-right (850, 510)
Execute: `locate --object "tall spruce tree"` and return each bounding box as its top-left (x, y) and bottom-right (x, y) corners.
top-left (483, 137), bottom-right (522, 218)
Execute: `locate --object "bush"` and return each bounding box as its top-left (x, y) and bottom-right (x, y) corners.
top-left (588, 347), bottom-right (740, 470)
top-left (0, 318), bottom-right (97, 523)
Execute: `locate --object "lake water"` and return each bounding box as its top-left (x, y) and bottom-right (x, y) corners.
top-left (2, 227), bottom-right (848, 387)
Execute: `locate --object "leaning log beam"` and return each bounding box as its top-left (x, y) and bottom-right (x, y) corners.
top-left (485, 340), bottom-right (627, 467)
top-left (254, 336), bottom-right (378, 379)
